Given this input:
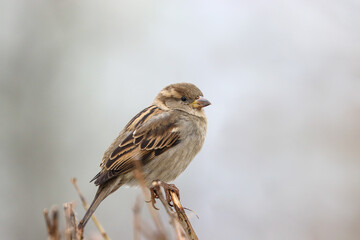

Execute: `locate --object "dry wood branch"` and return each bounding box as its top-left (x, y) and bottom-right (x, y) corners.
top-left (150, 182), bottom-right (186, 240)
top-left (133, 196), bottom-right (141, 240)
top-left (64, 202), bottom-right (81, 240)
top-left (169, 191), bottom-right (198, 240)
top-left (173, 216), bottom-right (187, 240)
top-left (133, 160), bottom-right (167, 240)
top-left (71, 178), bottom-right (110, 240)
top-left (151, 181), bottom-right (198, 240)
top-left (44, 207), bottom-right (61, 240)
top-left (44, 180), bottom-right (110, 240)
top-left (132, 196), bottom-right (155, 240)
top-left (45, 169), bottom-right (199, 240)
top-left (132, 158), bottom-right (199, 240)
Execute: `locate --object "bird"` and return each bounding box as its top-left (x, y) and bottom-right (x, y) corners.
top-left (78, 82), bottom-right (211, 230)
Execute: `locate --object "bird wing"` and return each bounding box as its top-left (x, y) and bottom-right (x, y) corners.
top-left (92, 105), bottom-right (181, 186)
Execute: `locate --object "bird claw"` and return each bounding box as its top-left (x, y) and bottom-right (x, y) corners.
top-left (148, 187), bottom-right (160, 210)
top-left (149, 180), bottom-right (180, 209)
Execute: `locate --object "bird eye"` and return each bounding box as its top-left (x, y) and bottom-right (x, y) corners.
top-left (181, 96), bottom-right (187, 102)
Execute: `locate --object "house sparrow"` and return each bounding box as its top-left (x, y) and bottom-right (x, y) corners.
top-left (78, 83), bottom-right (211, 229)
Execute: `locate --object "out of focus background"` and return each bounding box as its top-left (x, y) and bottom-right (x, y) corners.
top-left (1, 0), bottom-right (360, 239)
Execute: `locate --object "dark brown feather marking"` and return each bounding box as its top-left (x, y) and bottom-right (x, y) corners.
top-left (147, 139), bottom-right (155, 149)
top-left (140, 138), bottom-right (150, 149)
top-left (134, 106), bottom-right (157, 128)
top-left (125, 105), bottom-right (158, 130)
top-left (121, 133), bottom-right (134, 147)
top-left (125, 105), bottom-right (154, 129)
top-left (141, 151), bottom-right (154, 164)
top-left (94, 105), bottom-right (182, 186)
top-left (156, 138), bottom-right (166, 148)
top-left (154, 139), bottom-right (180, 156)
top-left (106, 145), bottom-right (137, 168)
top-left (110, 147), bottom-right (122, 159)
top-left (90, 172), bottom-right (101, 183)
top-left (94, 170), bottom-right (118, 186)
top-left (134, 135), bottom-right (143, 144)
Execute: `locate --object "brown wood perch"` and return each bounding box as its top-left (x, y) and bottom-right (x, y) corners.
top-left (44, 207), bottom-right (61, 240)
top-left (44, 203), bottom-right (82, 240)
top-left (133, 160), bottom-right (199, 240)
top-left (44, 163), bottom-right (199, 239)
top-left (151, 181), bottom-right (198, 240)
top-left (64, 202), bottom-right (82, 240)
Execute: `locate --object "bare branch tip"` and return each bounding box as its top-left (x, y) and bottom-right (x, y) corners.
top-left (71, 178), bottom-right (77, 184)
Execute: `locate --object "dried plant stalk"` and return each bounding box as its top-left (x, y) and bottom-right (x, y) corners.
top-left (133, 195), bottom-right (161, 240)
top-left (71, 178), bottom-right (110, 240)
top-left (44, 207), bottom-right (61, 240)
top-left (169, 191), bottom-right (198, 240)
top-left (133, 196), bottom-right (141, 240)
top-left (149, 183), bottom-right (186, 240)
top-left (64, 202), bottom-right (81, 240)
top-left (132, 160), bottom-right (168, 240)
top-left (150, 181), bottom-right (198, 240)
top-left (44, 162), bottom-right (199, 240)
top-left (132, 158), bottom-right (199, 240)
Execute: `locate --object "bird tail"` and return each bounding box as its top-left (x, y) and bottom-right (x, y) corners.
top-left (78, 182), bottom-right (116, 230)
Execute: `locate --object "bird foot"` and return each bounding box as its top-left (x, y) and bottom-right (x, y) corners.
top-left (148, 180), bottom-right (180, 210)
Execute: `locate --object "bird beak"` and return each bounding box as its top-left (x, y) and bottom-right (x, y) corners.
top-left (191, 96), bottom-right (211, 109)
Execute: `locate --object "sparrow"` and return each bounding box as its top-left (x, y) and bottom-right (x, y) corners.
top-left (78, 83), bottom-right (211, 229)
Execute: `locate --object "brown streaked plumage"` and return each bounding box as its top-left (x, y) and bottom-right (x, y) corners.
top-left (78, 83), bottom-right (211, 230)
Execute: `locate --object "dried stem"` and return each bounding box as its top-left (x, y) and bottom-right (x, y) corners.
top-left (150, 182), bottom-right (186, 240)
top-left (132, 196), bottom-right (156, 240)
top-left (133, 196), bottom-right (141, 240)
top-left (169, 191), bottom-right (198, 240)
top-left (173, 216), bottom-right (187, 240)
top-left (71, 178), bottom-right (110, 240)
top-left (44, 207), bottom-right (61, 240)
top-left (132, 160), bottom-right (167, 240)
top-left (45, 166), bottom-right (199, 240)
top-left (64, 202), bottom-right (81, 240)
top-left (150, 181), bottom-right (197, 240)
top-left (132, 159), bottom-right (199, 240)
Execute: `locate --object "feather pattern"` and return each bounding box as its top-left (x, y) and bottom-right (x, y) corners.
top-left (92, 105), bottom-right (180, 186)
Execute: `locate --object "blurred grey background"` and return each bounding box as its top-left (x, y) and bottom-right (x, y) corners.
top-left (1, 0), bottom-right (360, 239)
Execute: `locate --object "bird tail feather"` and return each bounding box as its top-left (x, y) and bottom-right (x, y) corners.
top-left (78, 183), bottom-right (114, 230)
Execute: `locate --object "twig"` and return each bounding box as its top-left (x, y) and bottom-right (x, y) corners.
top-left (173, 216), bottom-right (187, 240)
top-left (133, 195), bottom-right (158, 240)
top-left (169, 191), bottom-right (198, 240)
top-left (151, 182), bottom-right (186, 240)
top-left (71, 178), bottom-right (110, 240)
top-left (132, 159), bottom-right (199, 240)
top-left (132, 160), bottom-right (167, 240)
top-left (44, 207), bottom-right (61, 240)
top-left (133, 196), bottom-right (141, 240)
top-left (64, 202), bottom-right (80, 240)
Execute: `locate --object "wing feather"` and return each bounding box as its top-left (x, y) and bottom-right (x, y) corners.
top-left (92, 105), bottom-right (181, 186)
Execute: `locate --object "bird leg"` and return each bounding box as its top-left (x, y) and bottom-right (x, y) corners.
top-left (148, 180), bottom-right (180, 209)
